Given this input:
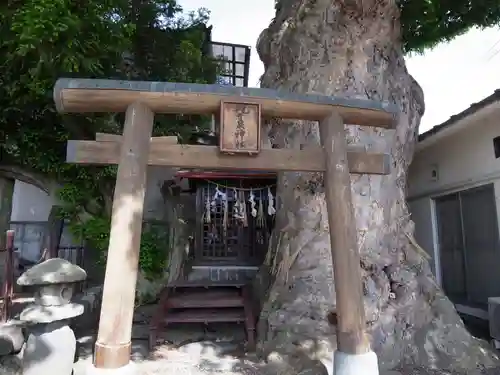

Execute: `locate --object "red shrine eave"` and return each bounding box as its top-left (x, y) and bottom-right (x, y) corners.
top-left (175, 169), bottom-right (277, 180)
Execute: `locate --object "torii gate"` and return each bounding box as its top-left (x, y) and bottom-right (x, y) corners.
top-left (53, 78), bottom-right (396, 375)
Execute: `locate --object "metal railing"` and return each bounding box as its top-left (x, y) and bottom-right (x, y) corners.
top-left (9, 220), bottom-right (85, 266)
top-left (57, 246), bottom-right (85, 268)
top-left (57, 246), bottom-right (86, 292)
top-left (0, 226), bottom-right (87, 321)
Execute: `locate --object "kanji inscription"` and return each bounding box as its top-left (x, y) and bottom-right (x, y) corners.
top-left (219, 101), bottom-right (261, 155)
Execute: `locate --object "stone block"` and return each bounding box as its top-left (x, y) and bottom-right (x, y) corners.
top-left (22, 322), bottom-right (76, 375)
top-left (0, 324), bottom-right (25, 355)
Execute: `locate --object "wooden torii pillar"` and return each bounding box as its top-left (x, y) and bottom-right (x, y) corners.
top-left (53, 79), bottom-right (396, 375)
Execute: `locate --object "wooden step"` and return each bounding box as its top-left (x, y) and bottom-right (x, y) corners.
top-left (164, 308), bottom-right (246, 324)
top-left (168, 286), bottom-right (241, 294)
top-left (168, 289), bottom-right (244, 309)
top-left (168, 280), bottom-right (246, 288)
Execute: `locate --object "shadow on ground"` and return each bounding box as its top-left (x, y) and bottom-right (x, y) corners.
top-left (68, 302), bottom-right (500, 375)
top-left (72, 303), bottom-right (263, 375)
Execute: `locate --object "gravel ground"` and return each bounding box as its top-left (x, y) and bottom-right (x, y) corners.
top-left (73, 313), bottom-right (262, 375)
top-left (6, 293), bottom-right (500, 374)
top-left (72, 336), bottom-right (500, 375)
top-left (138, 343), bottom-right (263, 375)
top-left (66, 304), bottom-right (500, 375)
top-left (73, 338), bottom-right (263, 375)
top-left (389, 366), bottom-right (500, 375)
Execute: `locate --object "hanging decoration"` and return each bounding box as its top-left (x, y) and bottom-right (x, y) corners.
top-left (211, 187), bottom-right (226, 211)
top-left (267, 187), bottom-right (276, 216)
top-left (204, 196), bottom-right (211, 223)
top-left (203, 180), bottom-right (276, 230)
top-left (257, 197), bottom-right (264, 228)
top-left (248, 189), bottom-right (257, 218)
top-left (223, 196), bottom-right (229, 237)
top-left (233, 188), bottom-right (244, 220)
top-left (240, 190), bottom-right (248, 227)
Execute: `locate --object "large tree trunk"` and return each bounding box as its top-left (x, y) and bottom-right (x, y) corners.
top-left (256, 1), bottom-right (499, 372)
top-left (0, 177), bottom-right (14, 249)
top-left (0, 177), bottom-right (14, 290)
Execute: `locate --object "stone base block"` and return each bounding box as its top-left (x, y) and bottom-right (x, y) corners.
top-left (85, 361), bottom-right (137, 375)
top-left (22, 322), bottom-right (76, 375)
top-left (334, 350), bottom-right (379, 375)
top-left (0, 324), bottom-right (25, 355)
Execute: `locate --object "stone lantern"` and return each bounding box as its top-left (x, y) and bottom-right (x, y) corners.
top-left (17, 258), bottom-right (87, 375)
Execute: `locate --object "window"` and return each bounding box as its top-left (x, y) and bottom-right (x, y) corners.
top-left (210, 42), bottom-right (250, 87)
top-left (9, 222), bottom-right (46, 262)
top-left (430, 164), bottom-right (439, 181)
top-left (493, 136), bottom-right (500, 159)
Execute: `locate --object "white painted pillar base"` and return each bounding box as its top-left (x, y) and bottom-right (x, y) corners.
top-left (334, 350), bottom-right (379, 375)
top-left (85, 361), bottom-right (137, 375)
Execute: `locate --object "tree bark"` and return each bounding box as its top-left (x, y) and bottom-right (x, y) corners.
top-left (256, 0), bottom-right (499, 372)
top-left (39, 205), bottom-right (64, 259)
top-left (0, 166), bottom-right (50, 194)
top-left (0, 177), bottom-right (14, 286)
top-left (0, 177), bottom-right (14, 249)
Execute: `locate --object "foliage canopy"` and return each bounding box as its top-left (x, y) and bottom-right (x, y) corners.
top-left (273, 0), bottom-right (500, 53)
top-left (400, 0), bottom-right (500, 52)
top-left (0, 0), bottom-right (216, 278)
top-left (2, 0), bottom-right (500, 277)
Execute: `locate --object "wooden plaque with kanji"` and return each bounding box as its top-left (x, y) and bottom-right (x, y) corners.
top-left (219, 101), bottom-right (261, 155)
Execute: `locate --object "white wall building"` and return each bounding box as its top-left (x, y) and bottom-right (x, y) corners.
top-left (408, 90), bottom-right (500, 319)
top-left (9, 166), bottom-right (177, 262)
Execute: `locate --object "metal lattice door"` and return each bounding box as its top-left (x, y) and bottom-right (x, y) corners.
top-left (460, 184), bottom-right (500, 304)
top-left (435, 193), bottom-right (467, 302)
top-left (195, 184), bottom-right (271, 265)
top-left (436, 184), bottom-right (500, 304)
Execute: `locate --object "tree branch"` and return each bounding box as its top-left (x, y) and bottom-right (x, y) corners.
top-left (0, 165), bottom-right (51, 194)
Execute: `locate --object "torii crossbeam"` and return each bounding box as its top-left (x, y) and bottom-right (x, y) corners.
top-left (53, 78), bottom-right (397, 375)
